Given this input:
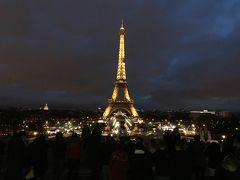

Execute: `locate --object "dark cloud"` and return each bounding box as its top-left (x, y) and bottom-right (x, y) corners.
top-left (0, 0), bottom-right (240, 110)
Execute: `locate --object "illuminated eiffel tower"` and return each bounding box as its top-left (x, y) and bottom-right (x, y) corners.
top-left (103, 21), bottom-right (139, 119)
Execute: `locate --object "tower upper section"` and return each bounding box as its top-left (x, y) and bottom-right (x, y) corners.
top-left (117, 21), bottom-right (126, 80)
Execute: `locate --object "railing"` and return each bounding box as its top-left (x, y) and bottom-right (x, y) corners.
top-left (108, 99), bottom-right (134, 103)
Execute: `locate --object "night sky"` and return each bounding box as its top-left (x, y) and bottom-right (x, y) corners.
top-left (0, 0), bottom-right (240, 110)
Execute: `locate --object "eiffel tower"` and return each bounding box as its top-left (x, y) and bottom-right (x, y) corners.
top-left (103, 21), bottom-right (139, 119)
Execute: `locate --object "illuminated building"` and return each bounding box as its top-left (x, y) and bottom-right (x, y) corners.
top-left (190, 109), bottom-right (216, 121)
top-left (103, 21), bottom-right (138, 119)
top-left (190, 110), bottom-right (216, 115)
top-left (43, 104), bottom-right (49, 111)
top-left (217, 111), bottom-right (232, 118)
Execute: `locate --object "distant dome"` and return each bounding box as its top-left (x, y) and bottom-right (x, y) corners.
top-left (43, 104), bottom-right (49, 111)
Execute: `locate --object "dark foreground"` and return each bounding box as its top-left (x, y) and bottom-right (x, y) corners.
top-left (0, 126), bottom-right (240, 180)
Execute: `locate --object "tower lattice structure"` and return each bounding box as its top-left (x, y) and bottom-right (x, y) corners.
top-left (103, 22), bottom-right (139, 119)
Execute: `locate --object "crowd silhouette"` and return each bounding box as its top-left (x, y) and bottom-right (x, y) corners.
top-left (0, 125), bottom-right (240, 180)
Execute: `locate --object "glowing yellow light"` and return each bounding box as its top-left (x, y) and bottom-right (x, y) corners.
top-left (43, 104), bottom-right (49, 111)
top-left (125, 119), bottom-right (132, 127)
top-left (33, 132), bottom-right (38, 136)
top-left (113, 119), bottom-right (117, 126)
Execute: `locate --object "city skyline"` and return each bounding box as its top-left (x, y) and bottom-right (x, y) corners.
top-left (0, 1), bottom-right (240, 110)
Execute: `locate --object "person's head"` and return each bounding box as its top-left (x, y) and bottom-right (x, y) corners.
top-left (82, 125), bottom-right (91, 140)
top-left (173, 127), bottom-right (179, 133)
top-left (91, 124), bottom-right (102, 141)
top-left (222, 154), bottom-right (239, 172)
top-left (181, 139), bottom-right (188, 150)
top-left (18, 131), bottom-right (27, 139)
top-left (233, 134), bottom-right (240, 149)
top-left (135, 137), bottom-right (144, 148)
top-left (55, 132), bottom-right (63, 140)
top-left (194, 135), bottom-right (200, 143)
top-left (71, 132), bottom-right (78, 139)
top-left (37, 135), bottom-right (46, 142)
top-left (163, 130), bottom-right (172, 143)
top-left (136, 137), bottom-right (143, 144)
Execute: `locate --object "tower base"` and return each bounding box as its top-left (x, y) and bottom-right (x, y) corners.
top-left (103, 100), bottom-right (138, 120)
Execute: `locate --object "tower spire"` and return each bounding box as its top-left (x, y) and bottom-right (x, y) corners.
top-left (121, 19), bottom-right (124, 29)
top-left (117, 21), bottom-right (126, 80)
